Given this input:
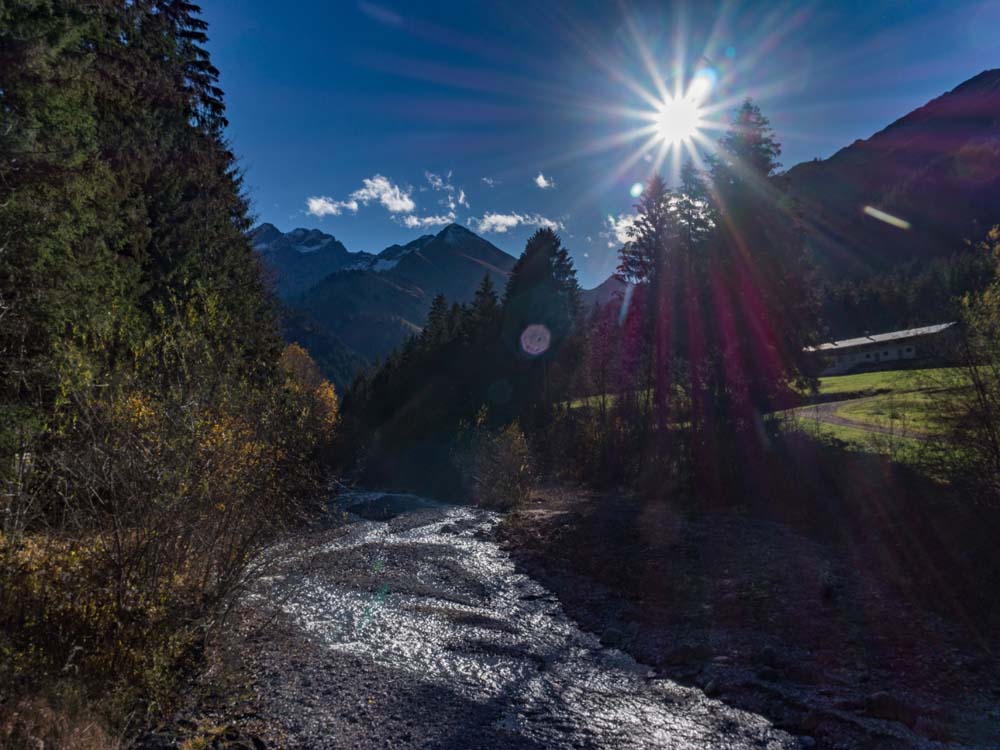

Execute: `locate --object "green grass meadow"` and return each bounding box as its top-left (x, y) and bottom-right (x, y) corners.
top-left (790, 366), bottom-right (969, 465)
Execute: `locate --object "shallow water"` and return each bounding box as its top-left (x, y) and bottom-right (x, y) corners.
top-left (257, 491), bottom-right (803, 749)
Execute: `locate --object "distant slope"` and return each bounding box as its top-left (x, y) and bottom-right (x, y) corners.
top-left (299, 224), bottom-right (516, 361)
top-left (279, 307), bottom-right (368, 391)
top-left (581, 275), bottom-right (628, 310)
top-left (296, 270), bottom-right (428, 362)
top-left (385, 223), bottom-right (517, 302)
top-left (785, 69), bottom-right (1000, 277)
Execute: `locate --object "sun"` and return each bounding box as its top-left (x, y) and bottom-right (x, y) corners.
top-left (656, 95), bottom-right (703, 145)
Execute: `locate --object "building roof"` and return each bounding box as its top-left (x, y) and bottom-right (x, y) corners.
top-left (805, 322), bottom-right (956, 352)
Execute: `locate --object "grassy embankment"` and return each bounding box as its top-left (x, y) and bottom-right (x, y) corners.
top-left (791, 367), bottom-right (965, 459)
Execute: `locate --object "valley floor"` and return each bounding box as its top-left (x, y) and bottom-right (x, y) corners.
top-left (146, 480), bottom-right (1000, 750)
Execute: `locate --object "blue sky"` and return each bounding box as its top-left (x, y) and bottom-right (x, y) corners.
top-left (201, 0), bottom-right (999, 288)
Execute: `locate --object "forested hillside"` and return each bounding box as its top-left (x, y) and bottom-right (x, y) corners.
top-left (820, 250), bottom-right (995, 338)
top-left (785, 69), bottom-right (1000, 278)
top-left (0, 1), bottom-right (335, 744)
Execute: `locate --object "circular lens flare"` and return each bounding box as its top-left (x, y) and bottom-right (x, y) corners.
top-left (656, 96), bottom-right (703, 144)
top-left (520, 324), bottom-right (551, 357)
top-left (629, 182), bottom-right (644, 198)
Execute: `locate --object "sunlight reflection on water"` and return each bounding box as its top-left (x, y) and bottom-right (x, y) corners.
top-left (254, 492), bottom-right (801, 749)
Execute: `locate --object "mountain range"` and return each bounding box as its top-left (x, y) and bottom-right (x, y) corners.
top-left (253, 223), bottom-right (525, 386)
top-left (253, 224), bottom-right (361, 298)
top-left (255, 69), bottom-right (1000, 388)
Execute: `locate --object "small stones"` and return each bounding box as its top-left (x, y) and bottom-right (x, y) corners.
top-left (599, 626), bottom-right (626, 648)
top-left (758, 645), bottom-right (777, 666)
top-left (799, 711), bottom-right (826, 733)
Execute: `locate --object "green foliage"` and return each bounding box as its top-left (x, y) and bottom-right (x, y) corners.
top-left (601, 100), bottom-right (821, 483)
top-left (928, 227), bottom-right (1000, 498)
top-left (717, 99), bottom-right (783, 177)
top-left (813, 367), bottom-right (962, 397)
top-left (820, 251), bottom-right (994, 339)
top-left (0, 0), bottom-right (331, 736)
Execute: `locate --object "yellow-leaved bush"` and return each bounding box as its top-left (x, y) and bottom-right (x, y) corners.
top-left (0, 330), bottom-right (337, 721)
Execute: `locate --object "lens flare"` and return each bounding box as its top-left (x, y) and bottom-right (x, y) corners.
top-left (688, 67), bottom-right (717, 101)
top-left (520, 324), bottom-right (551, 357)
top-left (863, 205), bottom-right (911, 230)
top-left (630, 182), bottom-right (644, 198)
top-left (656, 96), bottom-right (703, 144)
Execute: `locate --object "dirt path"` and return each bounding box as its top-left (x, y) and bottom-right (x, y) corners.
top-left (793, 396), bottom-right (928, 439)
top-left (224, 492), bottom-right (806, 749)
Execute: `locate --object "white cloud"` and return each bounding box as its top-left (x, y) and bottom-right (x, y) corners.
top-left (306, 171), bottom-right (469, 226)
top-left (602, 213), bottom-right (637, 248)
top-left (425, 171), bottom-right (446, 191)
top-left (473, 212), bottom-right (564, 234)
top-left (481, 177), bottom-right (497, 188)
top-left (306, 196), bottom-right (359, 217)
top-left (534, 172), bottom-right (555, 190)
top-left (400, 212), bottom-right (455, 229)
top-left (424, 171), bottom-right (469, 212)
top-left (351, 175), bottom-right (415, 213)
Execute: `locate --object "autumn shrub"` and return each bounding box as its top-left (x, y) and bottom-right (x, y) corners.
top-left (0, 1), bottom-right (340, 737)
top-left (0, 689), bottom-right (120, 750)
top-left (0, 337), bottom-right (337, 728)
top-left (458, 412), bottom-right (534, 509)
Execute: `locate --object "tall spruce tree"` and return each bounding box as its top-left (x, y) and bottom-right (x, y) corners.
top-left (708, 99), bottom-right (820, 418)
top-left (503, 228), bottom-right (582, 419)
top-left (467, 274), bottom-right (500, 336)
top-left (614, 99), bottom-right (819, 459)
top-left (504, 228), bottom-right (581, 351)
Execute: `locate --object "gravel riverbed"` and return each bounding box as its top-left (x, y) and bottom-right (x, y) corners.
top-left (227, 491), bottom-right (809, 749)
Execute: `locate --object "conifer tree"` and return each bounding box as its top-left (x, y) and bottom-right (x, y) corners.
top-left (708, 98), bottom-right (820, 417)
top-left (470, 274), bottom-right (500, 330)
top-left (617, 175), bottom-right (673, 287)
top-left (422, 294), bottom-right (450, 350)
top-left (0, 1), bottom-right (330, 723)
top-left (616, 174), bottom-right (683, 427)
top-left (504, 228), bottom-right (581, 353)
top-left (501, 229), bottom-right (582, 422)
